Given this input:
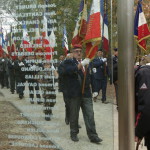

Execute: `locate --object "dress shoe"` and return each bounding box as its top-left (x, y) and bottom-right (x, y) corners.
top-left (93, 97), bottom-right (97, 102)
top-left (102, 101), bottom-right (108, 104)
top-left (45, 114), bottom-right (51, 121)
top-left (37, 101), bottom-right (43, 104)
top-left (71, 135), bottom-right (79, 142)
top-left (65, 117), bottom-right (69, 125)
top-left (90, 136), bottom-right (103, 143)
top-left (19, 95), bottom-right (23, 99)
top-left (78, 124), bottom-right (81, 128)
top-left (30, 101), bottom-right (34, 104)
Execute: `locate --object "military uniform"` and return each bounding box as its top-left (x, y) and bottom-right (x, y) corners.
top-left (14, 58), bottom-right (26, 99)
top-left (38, 65), bottom-right (56, 121)
top-left (8, 58), bottom-right (16, 94)
top-left (135, 65), bottom-right (150, 149)
top-left (91, 57), bottom-right (109, 102)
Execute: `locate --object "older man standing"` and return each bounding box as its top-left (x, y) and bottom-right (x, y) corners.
top-left (61, 44), bottom-right (102, 143)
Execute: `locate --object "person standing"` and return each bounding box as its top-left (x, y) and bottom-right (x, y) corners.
top-left (91, 49), bottom-right (109, 103)
top-left (135, 55), bottom-right (150, 150)
top-left (61, 44), bottom-right (102, 143)
top-left (14, 55), bottom-right (26, 99)
top-left (112, 48), bottom-right (118, 108)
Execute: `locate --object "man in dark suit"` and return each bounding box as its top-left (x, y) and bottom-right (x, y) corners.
top-left (60, 44), bottom-right (102, 143)
top-left (91, 49), bottom-right (109, 103)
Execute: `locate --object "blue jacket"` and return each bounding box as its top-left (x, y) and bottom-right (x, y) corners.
top-left (59, 58), bottom-right (92, 99)
top-left (91, 57), bottom-right (109, 80)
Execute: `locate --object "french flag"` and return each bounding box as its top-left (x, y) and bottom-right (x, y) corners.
top-left (103, 13), bottom-right (109, 52)
top-left (72, 0), bottom-right (86, 46)
top-left (62, 25), bottom-right (69, 56)
top-left (134, 0), bottom-right (150, 50)
top-left (84, 0), bottom-right (103, 59)
top-left (22, 23), bottom-right (32, 52)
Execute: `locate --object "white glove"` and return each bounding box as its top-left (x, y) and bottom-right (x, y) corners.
top-left (19, 62), bottom-right (24, 66)
top-left (51, 65), bottom-right (55, 71)
top-left (81, 58), bottom-right (90, 66)
top-left (2, 59), bottom-right (5, 62)
top-left (102, 58), bottom-right (107, 62)
top-left (92, 68), bottom-right (97, 73)
top-left (30, 65), bottom-right (36, 70)
top-left (12, 62), bottom-right (14, 66)
top-left (92, 92), bottom-right (98, 98)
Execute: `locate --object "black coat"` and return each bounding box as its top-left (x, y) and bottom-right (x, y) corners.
top-left (58, 58), bottom-right (92, 99)
top-left (135, 65), bottom-right (150, 140)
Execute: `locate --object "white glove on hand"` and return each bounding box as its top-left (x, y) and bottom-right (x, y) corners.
top-left (102, 58), bottom-right (107, 62)
top-left (2, 59), bottom-right (5, 62)
top-left (81, 58), bottom-right (90, 66)
top-left (92, 92), bottom-right (98, 98)
top-left (51, 65), bottom-right (55, 71)
top-left (92, 68), bottom-right (97, 73)
top-left (19, 62), bottom-right (24, 66)
top-left (30, 65), bottom-right (36, 70)
top-left (12, 62), bottom-right (14, 66)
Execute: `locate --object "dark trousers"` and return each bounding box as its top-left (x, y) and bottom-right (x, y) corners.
top-left (114, 81), bottom-right (118, 106)
top-left (63, 93), bottom-right (70, 120)
top-left (69, 97), bottom-right (98, 139)
top-left (93, 78), bottom-right (107, 101)
top-left (9, 72), bottom-right (15, 92)
top-left (16, 77), bottom-right (25, 96)
top-left (0, 72), bottom-right (4, 88)
top-left (28, 80), bottom-right (41, 99)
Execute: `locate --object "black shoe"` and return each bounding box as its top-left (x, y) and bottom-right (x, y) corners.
top-left (71, 135), bottom-right (79, 142)
top-left (90, 136), bottom-right (103, 143)
top-left (11, 91), bottom-right (14, 94)
top-left (30, 101), bottom-right (34, 104)
top-left (19, 95), bottom-right (23, 99)
top-left (65, 117), bottom-right (69, 125)
top-left (93, 97), bottom-right (97, 102)
top-left (102, 101), bottom-right (108, 104)
top-left (78, 124), bottom-right (81, 128)
top-left (37, 101), bottom-right (43, 104)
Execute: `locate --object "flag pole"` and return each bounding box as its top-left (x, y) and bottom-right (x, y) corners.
top-left (118, 0), bottom-right (135, 150)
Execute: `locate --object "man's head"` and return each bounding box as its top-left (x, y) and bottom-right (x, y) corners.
top-left (114, 48), bottom-right (118, 56)
top-left (97, 49), bottom-right (103, 57)
top-left (59, 55), bottom-right (65, 61)
top-left (72, 44), bottom-right (82, 60)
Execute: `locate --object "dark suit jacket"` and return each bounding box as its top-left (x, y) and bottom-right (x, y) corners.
top-left (59, 58), bottom-right (92, 99)
top-left (91, 57), bottom-right (109, 80)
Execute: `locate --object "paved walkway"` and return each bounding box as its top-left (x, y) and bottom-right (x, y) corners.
top-left (1, 86), bottom-right (115, 150)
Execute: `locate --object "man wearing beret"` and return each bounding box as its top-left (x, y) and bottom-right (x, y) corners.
top-left (60, 44), bottom-right (102, 143)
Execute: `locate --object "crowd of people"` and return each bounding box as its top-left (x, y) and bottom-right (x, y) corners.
top-left (1, 45), bottom-right (150, 149)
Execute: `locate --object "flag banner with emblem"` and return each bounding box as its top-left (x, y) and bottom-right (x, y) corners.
top-left (62, 25), bottom-right (69, 56)
top-left (84, 0), bottom-right (103, 59)
top-left (134, 0), bottom-right (150, 51)
top-left (72, 0), bottom-right (87, 46)
top-left (22, 23), bottom-right (32, 52)
top-left (103, 13), bottom-right (109, 52)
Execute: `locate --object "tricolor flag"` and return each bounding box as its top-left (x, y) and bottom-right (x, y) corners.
top-left (42, 16), bottom-right (51, 60)
top-left (62, 25), bottom-right (69, 56)
top-left (1, 32), bottom-right (8, 54)
top-left (35, 23), bottom-right (42, 45)
top-left (84, 0), bottom-right (103, 59)
top-left (102, 13), bottom-right (109, 52)
top-left (134, 0), bottom-right (150, 51)
top-left (72, 0), bottom-right (87, 46)
top-left (22, 23), bottom-right (32, 52)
